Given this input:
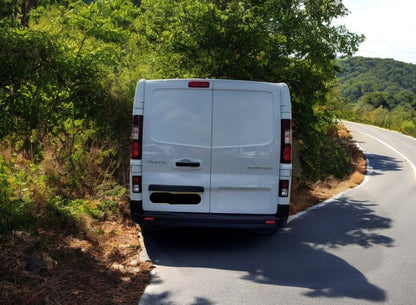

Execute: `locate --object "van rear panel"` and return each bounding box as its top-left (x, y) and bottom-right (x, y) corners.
top-left (210, 84), bottom-right (279, 214)
top-left (142, 80), bottom-right (212, 213)
top-left (130, 79), bottom-right (292, 231)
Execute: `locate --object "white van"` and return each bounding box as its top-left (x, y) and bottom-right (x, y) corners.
top-left (130, 79), bottom-right (292, 233)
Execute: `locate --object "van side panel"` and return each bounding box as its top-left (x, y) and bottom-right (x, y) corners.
top-left (130, 80), bottom-right (145, 206)
top-left (141, 80), bottom-right (212, 213)
top-left (210, 81), bottom-right (280, 214)
top-left (278, 84), bottom-right (292, 207)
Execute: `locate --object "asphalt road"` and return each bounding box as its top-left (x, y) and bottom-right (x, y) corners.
top-left (139, 121), bottom-right (416, 305)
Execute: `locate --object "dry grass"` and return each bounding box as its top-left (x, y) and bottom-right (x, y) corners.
top-left (0, 217), bottom-right (153, 305)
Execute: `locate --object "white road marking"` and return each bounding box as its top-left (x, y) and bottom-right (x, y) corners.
top-left (357, 130), bottom-right (416, 181)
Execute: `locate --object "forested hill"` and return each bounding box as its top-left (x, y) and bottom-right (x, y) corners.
top-left (337, 57), bottom-right (416, 107)
top-left (336, 57), bottom-right (416, 136)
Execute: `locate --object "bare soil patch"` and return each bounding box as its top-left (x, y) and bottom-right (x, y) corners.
top-left (0, 218), bottom-right (153, 305)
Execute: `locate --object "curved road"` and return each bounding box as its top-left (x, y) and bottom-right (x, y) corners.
top-left (139, 121), bottom-right (416, 305)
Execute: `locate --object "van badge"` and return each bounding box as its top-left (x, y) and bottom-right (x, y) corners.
top-left (247, 166), bottom-right (273, 170)
top-left (147, 160), bottom-right (166, 165)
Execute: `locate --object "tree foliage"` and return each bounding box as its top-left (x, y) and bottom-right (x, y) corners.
top-left (338, 57), bottom-right (416, 104)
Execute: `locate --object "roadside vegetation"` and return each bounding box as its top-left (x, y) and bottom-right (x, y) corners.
top-left (0, 0), bottom-right (368, 303)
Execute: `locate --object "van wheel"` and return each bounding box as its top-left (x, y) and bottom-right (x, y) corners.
top-left (278, 217), bottom-right (288, 228)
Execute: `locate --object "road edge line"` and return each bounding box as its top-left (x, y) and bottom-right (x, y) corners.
top-left (358, 130), bottom-right (416, 181)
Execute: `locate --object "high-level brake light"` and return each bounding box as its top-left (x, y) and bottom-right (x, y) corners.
top-left (188, 81), bottom-right (210, 88)
top-left (280, 119), bottom-right (292, 163)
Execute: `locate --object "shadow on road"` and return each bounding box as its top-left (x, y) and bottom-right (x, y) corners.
top-left (142, 198), bottom-right (392, 303)
top-left (365, 153), bottom-right (403, 174)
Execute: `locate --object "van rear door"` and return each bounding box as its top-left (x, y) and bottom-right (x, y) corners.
top-left (210, 81), bottom-right (279, 214)
top-left (142, 80), bottom-right (212, 213)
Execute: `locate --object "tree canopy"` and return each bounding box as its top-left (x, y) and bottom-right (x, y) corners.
top-left (338, 56), bottom-right (416, 105)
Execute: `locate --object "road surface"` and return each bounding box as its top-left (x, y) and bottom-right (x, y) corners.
top-left (139, 121), bottom-right (416, 305)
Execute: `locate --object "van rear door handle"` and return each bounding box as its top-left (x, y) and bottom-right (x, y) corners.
top-left (176, 160), bottom-right (200, 167)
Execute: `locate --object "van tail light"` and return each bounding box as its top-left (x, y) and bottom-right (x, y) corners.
top-left (132, 176), bottom-right (142, 193)
top-left (280, 119), bottom-right (292, 163)
top-left (188, 81), bottom-right (210, 88)
top-left (131, 115), bottom-right (143, 159)
top-left (279, 179), bottom-right (289, 197)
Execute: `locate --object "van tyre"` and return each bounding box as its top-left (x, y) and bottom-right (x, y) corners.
top-left (278, 216), bottom-right (288, 228)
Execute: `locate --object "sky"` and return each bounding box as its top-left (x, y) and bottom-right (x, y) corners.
top-left (334, 0), bottom-right (416, 64)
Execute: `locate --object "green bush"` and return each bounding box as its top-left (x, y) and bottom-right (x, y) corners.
top-left (298, 125), bottom-right (352, 181)
top-left (0, 157), bottom-right (35, 234)
top-left (401, 120), bottom-right (416, 136)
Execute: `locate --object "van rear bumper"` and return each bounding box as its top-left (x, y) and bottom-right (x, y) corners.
top-left (130, 201), bottom-right (289, 230)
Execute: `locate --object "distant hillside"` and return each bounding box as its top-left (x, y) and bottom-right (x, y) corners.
top-left (337, 57), bottom-right (416, 109)
top-left (336, 57), bottom-right (416, 136)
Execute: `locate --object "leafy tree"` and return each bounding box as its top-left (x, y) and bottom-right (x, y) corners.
top-left (357, 91), bottom-right (389, 109)
top-left (394, 89), bottom-right (416, 109)
top-left (0, 29), bottom-right (65, 148)
top-left (0, 0), bottom-right (19, 26)
top-left (137, 0), bottom-right (364, 179)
